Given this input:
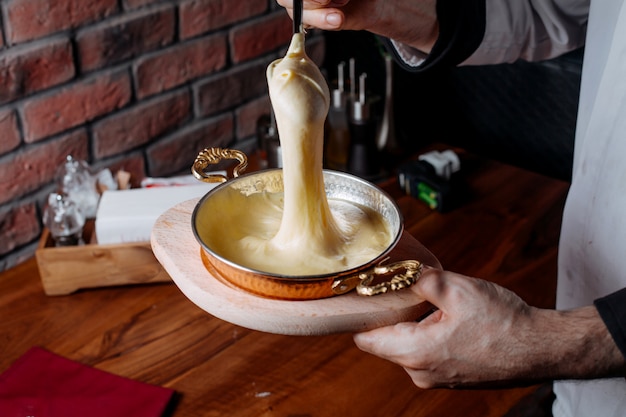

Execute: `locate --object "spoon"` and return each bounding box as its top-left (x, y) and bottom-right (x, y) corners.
top-left (293, 0), bottom-right (303, 34)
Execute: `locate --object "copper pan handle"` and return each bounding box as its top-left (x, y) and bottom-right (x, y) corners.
top-left (331, 259), bottom-right (423, 296)
top-left (191, 148), bottom-right (248, 183)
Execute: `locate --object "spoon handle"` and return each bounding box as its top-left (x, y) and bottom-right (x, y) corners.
top-left (293, 0), bottom-right (303, 33)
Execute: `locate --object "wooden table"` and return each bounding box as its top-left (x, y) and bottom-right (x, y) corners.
top-left (0, 150), bottom-right (569, 417)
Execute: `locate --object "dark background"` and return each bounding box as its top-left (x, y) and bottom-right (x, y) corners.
top-left (322, 31), bottom-right (583, 181)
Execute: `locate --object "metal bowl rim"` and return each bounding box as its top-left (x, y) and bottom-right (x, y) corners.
top-left (191, 168), bottom-right (404, 282)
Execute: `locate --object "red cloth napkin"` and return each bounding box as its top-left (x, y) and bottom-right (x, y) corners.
top-left (0, 347), bottom-right (175, 417)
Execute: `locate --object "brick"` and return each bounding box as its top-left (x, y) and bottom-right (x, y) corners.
top-left (0, 245), bottom-right (39, 271)
top-left (4, 0), bottom-right (118, 45)
top-left (229, 12), bottom-right (292, 64)
top-left (123, 0), bottom-right (163, 10)
top-left (0, 203), bottom-right (40, 255)
top-left (0, 109), bottom-right (21, 155)
top-left (77, 5), bottom-right (175, 72)
top-left (93, 89), bottom-right (191, 159)
top-left (146, 113), bottom-right (233, 177)
top-left (98, 151), bottom-right (146, 189)
top-left (180, 0), bottom-right (267, 40)
top-left (235, 95), bottom-right (271, 140)
top-left (135, 34), bottom-right (227, 99)
top-left (0, 36), bottom-right (75, 105)
top-left (22, 70), bottom-right (132, 143)
top-left (0, 129), bottom-right (89, 205)
top-left (195, 59), bottom-right (269, 117)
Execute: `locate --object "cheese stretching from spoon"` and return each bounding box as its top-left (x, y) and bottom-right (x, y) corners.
top-left (201, 33), bottom-right (392, 276)
top-left (265, 33), bottom-right (345, 261)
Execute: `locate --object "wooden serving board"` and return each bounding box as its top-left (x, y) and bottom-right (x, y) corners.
top-left (151, 198), bottom-right (441, 335)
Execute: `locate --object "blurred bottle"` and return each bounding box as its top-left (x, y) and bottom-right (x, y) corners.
top-left (256, 114), bottom-right (271, 169)
top-left (256, 111), bottom-right (281, 168)
top-left (325, 62), bottom-right (350, 171)
top-left (347, 73), bottom-right (380, 179)
top-left (377, 53), bottom-right (398, 154)
top-left (43, 193), bottom-right (85, 246)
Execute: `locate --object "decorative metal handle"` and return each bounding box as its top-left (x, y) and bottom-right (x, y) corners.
top-left (331, 259), bottom-right (423, 297)
top-left (191, 148), bottom-right (248, 183)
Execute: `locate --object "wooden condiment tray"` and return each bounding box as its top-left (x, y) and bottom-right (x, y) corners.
top-left (35, 220), bottom-right (170, 296)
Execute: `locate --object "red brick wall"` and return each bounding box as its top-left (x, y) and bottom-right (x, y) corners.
top-left (0, 0), bottom-right (326, 271)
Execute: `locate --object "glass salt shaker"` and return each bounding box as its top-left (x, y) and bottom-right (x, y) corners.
top-left (43, 193), bottom-right (86, 246)
top-left (56, 155), bottom-right (100, 218)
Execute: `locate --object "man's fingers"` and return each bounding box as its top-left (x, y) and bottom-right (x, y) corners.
top-left (354, 322), bottom-right (425, 362)
top-left (277, 0), bottom-right (348, 30)
top-left (410, 268), bottom-right (448, 307)
top-left (302, 8), bottom-right (344, 30)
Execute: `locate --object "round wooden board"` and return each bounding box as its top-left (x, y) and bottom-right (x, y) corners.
top-left (151, 198), bottom-right (441, 335)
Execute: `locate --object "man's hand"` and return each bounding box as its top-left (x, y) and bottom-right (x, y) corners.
top-left (276, 0), bottom-right (439, 53)
top-left (353, 268), bottom-right (625, 388)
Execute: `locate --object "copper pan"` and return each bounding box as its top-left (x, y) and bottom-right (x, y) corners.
top-left (190, 148), bottom-right (423, 300)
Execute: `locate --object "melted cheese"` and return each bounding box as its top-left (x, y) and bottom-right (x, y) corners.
top-left (200, 33), bottom-right (392, 276)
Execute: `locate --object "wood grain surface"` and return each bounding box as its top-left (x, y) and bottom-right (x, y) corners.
top-left (0, 150), bottom-right (569, 417)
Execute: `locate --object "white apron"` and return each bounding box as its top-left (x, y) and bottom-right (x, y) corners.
top-left (553, 0), bottom-right (626, 415)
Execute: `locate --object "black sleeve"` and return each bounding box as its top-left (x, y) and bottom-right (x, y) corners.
top-left (381, 0), bottom-right (486, 73)
top-left (594, 288), bottom-right (626, 359)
